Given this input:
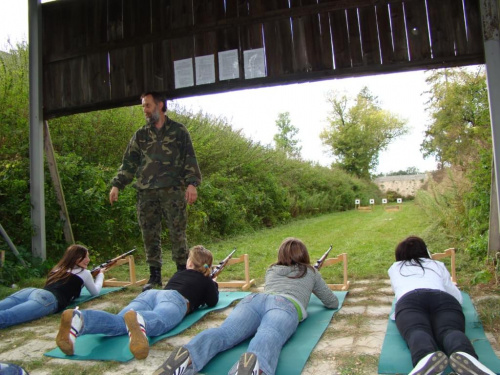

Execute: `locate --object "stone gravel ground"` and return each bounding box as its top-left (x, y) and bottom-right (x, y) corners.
top-left (0, 280), bottom-right (498, 375)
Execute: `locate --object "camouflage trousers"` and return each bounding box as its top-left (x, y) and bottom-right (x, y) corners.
top-left (136, 187), bottom-right (188, 268)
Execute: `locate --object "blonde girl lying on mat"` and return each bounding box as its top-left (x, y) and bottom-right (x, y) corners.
top-left (55, 245), bottom-right (218, 360)
top-left (388, 236), bottom-right (495, 375)
top-left (0, 244), bottom-right (104, 329)
top-left (155, 237), bottom-right (339, 375)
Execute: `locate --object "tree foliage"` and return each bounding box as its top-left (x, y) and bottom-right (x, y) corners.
top-left (273, 112), bottom-right (302, 159)
top-left (417, 67), bottom-right (492, 260)
top-left (0, 42), bottom-right (29, 160)
top-left (320, 87), bottom-right (408, 179)
top-left (421, 67), bottom-right (490, 170)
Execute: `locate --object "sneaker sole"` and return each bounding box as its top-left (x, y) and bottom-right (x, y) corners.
top-left (153, 346), bottom-right (190, 375)
top-left (124, 311), bottom-right (149, 360)
top-left (412, 351), bottom-right (448, 375)
top-left (56, 309), bottom-right (75, 355)
top-left (450, 352), bottom-right (491, 375)
top-left (237, 352), bottom-right (259, 375)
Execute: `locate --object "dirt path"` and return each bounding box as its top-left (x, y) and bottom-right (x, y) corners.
top-left (1, 280), bottom-right (498, 375)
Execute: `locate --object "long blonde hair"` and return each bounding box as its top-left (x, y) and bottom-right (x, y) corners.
top-left (188, 245), bottom-right (213, 277)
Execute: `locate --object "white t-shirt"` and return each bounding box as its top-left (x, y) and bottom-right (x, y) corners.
top-left (388, 258), bottom-right (462, 304)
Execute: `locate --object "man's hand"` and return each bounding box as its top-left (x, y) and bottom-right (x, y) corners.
top-left (185, 184), bottom-right (198, 205)
top-left (109, 186), bottom-right (119, 205)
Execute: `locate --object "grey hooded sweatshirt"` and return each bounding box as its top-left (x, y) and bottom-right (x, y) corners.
top-left (264, 265), bottom-right (339, 321)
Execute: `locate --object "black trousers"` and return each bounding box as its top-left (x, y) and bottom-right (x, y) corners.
top-left (395, 288), bottom-right (477, 366)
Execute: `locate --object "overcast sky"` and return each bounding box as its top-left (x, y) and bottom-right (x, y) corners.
top-left (1, 0), bottom-right (440, 174)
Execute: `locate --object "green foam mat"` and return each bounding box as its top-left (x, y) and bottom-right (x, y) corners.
top-left (68, 287), bottom-right (124, 308)
top-left (378, 292), bottom-right (500, 374)
top-left (44, 291), bottom-right (250, 362)
top-left (201, 291), bottom-right (348, 375)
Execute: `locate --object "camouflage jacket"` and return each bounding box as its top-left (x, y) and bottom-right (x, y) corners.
top-left (111, 117), bottom-right (202, 190)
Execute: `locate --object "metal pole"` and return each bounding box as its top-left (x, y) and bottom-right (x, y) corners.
top-left (28, 0), bottom-right (46, 260)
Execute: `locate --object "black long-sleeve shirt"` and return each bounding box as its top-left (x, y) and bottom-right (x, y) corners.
top-left (165, 269), bottom-right (219, 313)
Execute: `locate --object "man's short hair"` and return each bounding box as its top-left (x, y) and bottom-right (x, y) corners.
top-left (141, 91), bottom-right (167, 112)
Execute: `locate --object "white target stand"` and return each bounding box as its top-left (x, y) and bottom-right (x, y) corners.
top-left (355, 199), bottom-right (360, 209)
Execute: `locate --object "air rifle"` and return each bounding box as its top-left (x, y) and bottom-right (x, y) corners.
top-left (210, 248), bottom-right (236, 279)
top-left (90, 248), bottom-right (136, 277)
top-left (314, 245), bottom-right (333, 270)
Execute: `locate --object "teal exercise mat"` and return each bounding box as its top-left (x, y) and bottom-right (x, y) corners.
top-left (201, 291), bottom-right (348, 375)
top-left (44, 291), bottom-right (250, 362)
top-left (68, 287), bottom-right (124, 308)
top-left (378, 292), bottom-right (500, 375)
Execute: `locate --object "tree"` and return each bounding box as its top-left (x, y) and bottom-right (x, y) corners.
top-left (320, 87), bottom-right (408, 179)
top-left (273, 112), bottom-right (302, 159)
top-left (0, 42), bottom-right (30, 160)
top-left (421, 67), bottom-right (490, 171)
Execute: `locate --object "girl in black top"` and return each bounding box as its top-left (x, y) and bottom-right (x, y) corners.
top-left (56, 245), bottom-right (219, 360)
top-left (0, 244), bottom-right (104, 329)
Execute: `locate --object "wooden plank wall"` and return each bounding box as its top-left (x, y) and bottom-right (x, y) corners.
top-left (42, 0), bottom-right (485, 118)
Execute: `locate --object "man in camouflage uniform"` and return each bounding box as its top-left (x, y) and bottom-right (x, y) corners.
top-left (109, 92), bottom-right (201, 291)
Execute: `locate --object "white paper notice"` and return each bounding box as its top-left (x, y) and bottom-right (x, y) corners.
top-left (174, 58), bottom-right (194, 89)
top-left (244, 48), bottom-right (266, 79)
top-left (218, 49), bottom-right (239, 80)
top-left (195, 54), bottom-right (215, 85)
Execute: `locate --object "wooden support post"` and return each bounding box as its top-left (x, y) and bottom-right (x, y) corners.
top-left (43, 121), bottom-right (74, 244)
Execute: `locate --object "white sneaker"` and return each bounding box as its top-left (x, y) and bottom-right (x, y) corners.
top-left (56, 307), bottom-right (83, 355)
top-left (450, 352), bottom-right (496, 375)
top-left (409, 351), bottom-right (448, 375)
top-left (124, 310), bottom-right (149, 360)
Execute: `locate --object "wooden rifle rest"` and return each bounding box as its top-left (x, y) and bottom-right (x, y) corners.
top-left (102, 255), bottom-right (147, 287)
top-left (216, 253), bottom-right (255, 291)
top-left (431, 248), bottom-right (457, 284)
top-left (319, 253), bottom-right (350, 291)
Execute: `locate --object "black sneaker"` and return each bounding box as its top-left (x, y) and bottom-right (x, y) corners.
top-left (153, 346), bottom-right (191, 375)
top-left (236, 352), bottom-right (260, 375)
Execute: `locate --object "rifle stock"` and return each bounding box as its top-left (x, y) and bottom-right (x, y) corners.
top-left (210, 248), bottom-right (236, 279)
top-left (314, 245), bottom-right (333, 270)
top-left (90, 248), bottom-right (136, 277)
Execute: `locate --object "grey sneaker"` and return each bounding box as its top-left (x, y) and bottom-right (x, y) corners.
top-left (153, 346), bottom-right (191, 375)
top-left (236, 352), bottom-right (260, 375)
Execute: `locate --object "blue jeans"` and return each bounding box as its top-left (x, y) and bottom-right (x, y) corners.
top-left (80, 289), bottom-right (188, 337)
top-left (185, 293), bottom-right (299, 375)
top-left (0, 288), bottom-right (58, 328)
top-left (395, 289), bottom-right (477, 366)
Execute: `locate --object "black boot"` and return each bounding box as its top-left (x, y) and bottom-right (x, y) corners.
top-left (142, 266), bottom-right (162, 292)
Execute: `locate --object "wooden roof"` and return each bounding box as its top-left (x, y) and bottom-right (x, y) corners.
top-left (42, 0), bottom-right (484, 118)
